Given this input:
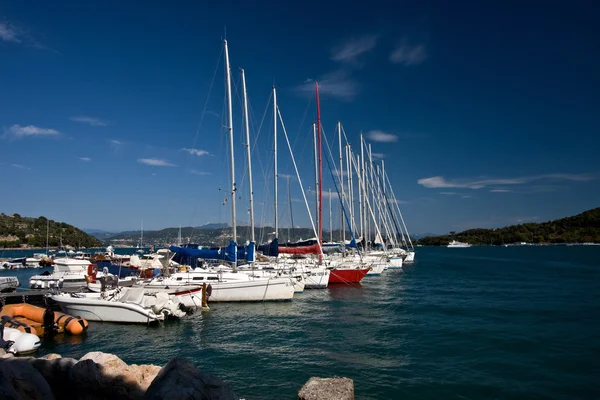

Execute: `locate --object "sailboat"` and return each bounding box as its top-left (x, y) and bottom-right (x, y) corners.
top-left (147, 40), bottom-right (295, 302)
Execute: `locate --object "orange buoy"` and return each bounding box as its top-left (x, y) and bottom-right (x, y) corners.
top-left (0, 303), bottom-right (88, 336)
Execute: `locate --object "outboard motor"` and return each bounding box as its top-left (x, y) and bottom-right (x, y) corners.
top-left (42, 307), bottom-right (58, 338)
top-left (0, 322), bottom-right (15, 351)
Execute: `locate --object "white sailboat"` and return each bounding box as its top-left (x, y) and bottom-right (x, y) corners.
top-left (142, 40), bottom-right (295, 302)
top-left (448, 240), bottom-right (472, 248)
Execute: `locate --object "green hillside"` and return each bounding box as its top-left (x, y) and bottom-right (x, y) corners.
top-left (0, 213), bottom-right (103, 249)
top-left (417, 207), bottom-right (600, 246)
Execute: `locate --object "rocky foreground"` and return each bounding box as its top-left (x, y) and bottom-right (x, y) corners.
top-left (0, 350), bottom-right (354, 399)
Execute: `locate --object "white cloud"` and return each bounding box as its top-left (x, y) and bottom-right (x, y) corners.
top-left (79, 157), bottom-right (91, 162)
top-left (390, 41), bottom-right (428, 66)
top-left (0, 23), bottom-right (21, 43)
top-left (330, 34), bottom-right (378, 64)
top-left (109, 139), bottom-right (122, 146)
top-left (490, 189), bottom-right (511, 193)
top-left (182, 148), bottom-right (211, 156)
top-left (461, 195), bottom-right (474, 199)
top-left (3, 124), bottom-right (59, 139)
top-left (70, 116), bottom-right (108, 127)
top-left (190, 169), bottom-right (211, 175)
top-left (138, 158), bottom-right (177, 167)
top-left (439, 192), bottom-right (457, 195)
top-left (418, 174), bottom-right (595, 189)
top-left (371, 153), bottom-right (385, 159)
top-left (297, 70), bottom-right (359, 101)
top-left (11, 164), bottom-right (26, 169)
top-left (367, 130), bottom-right (398, 143)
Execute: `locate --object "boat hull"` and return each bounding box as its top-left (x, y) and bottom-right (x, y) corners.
top-left (366, 263), bottom-right (386, 275)
top-left (143, 278), bottom-right (295, 302)
top-left (51, 296), bottom-right (164, 323)
top-left (329, 268), bottom-right (370, 284)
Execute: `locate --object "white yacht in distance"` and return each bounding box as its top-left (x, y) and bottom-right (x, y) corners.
top-left (447, 240), bottom-right (472, 248)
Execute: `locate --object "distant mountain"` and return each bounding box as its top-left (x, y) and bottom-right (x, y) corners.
top-left (84, 229), bottom-right (117, 240)
top-left (416, 207), bottom-right (600, 246)
top-left (0, 213), bottom-right (102, 248)
top-left (197, 223), bottom-right (228, 229)
top-left (410, 232), bottom-right (439, 240)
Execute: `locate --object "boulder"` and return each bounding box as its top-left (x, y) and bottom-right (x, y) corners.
top-left (29, 356), bottom-right (77, 399)
top-left (298, 377), bottom-right (354, 400)
top-left (41, 353), bottom-right (63, 360)
top-left (128, 364), bottom-right (163, 391)
top-left (68, 358), bottom-right (145, 400)
top-left (144, 357), bottom-right (239, 400)
top-left (80, 351), bottom-right (129, 374)
top-left (0, 358), bottom-right (55, 400)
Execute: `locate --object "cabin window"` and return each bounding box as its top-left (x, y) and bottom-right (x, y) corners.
top-left (192, 277), bottom-right (203, 281)
top-left (207, 277), bottom-right (219, 280)
top-left (176, 277), bottom-right (182, 281)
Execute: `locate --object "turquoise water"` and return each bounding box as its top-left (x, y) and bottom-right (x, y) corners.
top-left (2, 246), bottom-right (599, 399)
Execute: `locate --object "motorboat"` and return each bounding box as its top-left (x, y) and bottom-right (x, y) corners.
top-left (0, 276), bottom-right (19, 292)
top-left (51, 287), bottom-right (187, 323)
top-left (447, 240), bottom-right (472, 248)
top-left (29, 258), bottom-right (92, 289)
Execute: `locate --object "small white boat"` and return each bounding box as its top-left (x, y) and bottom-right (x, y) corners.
top-left (0, 276), bottom-right (19, 292)
top-left (447, 240), bottom-right (472, 248)
top-left (1, 326), bottom-right (41, 354)
top-left (403, 251), bottom-right (415, 263)
top-left (29, 258), bottom-right (92, 289)
top-left (51, 287), bottom-right (187, 323)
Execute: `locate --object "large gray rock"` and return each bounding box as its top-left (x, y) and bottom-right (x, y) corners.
top-left (0, 358), bottom-right (55, 400)
top-left (144, 357), bottom-right (239, 400)
top-left (298, 377), bottom-right (354, 400)
top-left (29, 356), bottom-right (77, 399)
top-left (68, 358), bottom-right (145, 400)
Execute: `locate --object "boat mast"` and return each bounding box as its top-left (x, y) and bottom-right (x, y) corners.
top-left (315, 82), bottom-right (323, 264)
top-left (46, 219), bottom-right (49, 254)
top-left (273, 86), bottom-right (278, 240)
top-left (360, 134), bottom-right (366, 244)
top-left (241, 69), bottom-right (255, 242)
top-left (177, 225), bottom-right (182, 245)
top-left (338, 122), bottom-right (345, 245)
top-left (140, 220), bottom-right (143, 249)
top-left (287, 175), bottom-right (292, 242)
top-left (313, 122), bottom-right (319, 245)
top-left (329, 188), bottom-right (333, 242)
top-left (224, 40), bottom-right (237, 247)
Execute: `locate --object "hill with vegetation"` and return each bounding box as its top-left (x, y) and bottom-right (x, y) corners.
top-left (0, 213), bottom-right (103, 249)
top-left (416, 207), bottom-right (600, 246)
top-left (104, 225), bottom-right (345, 247)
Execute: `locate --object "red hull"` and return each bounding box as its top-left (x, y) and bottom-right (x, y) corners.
top-left (329, 268), bottom-right (370, 284)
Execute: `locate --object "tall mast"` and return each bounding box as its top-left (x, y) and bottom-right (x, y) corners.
top-left (313, 122), bottom-right (319, 244)
top-left (177, 225), bottom-right (182, 245)
top-left (360, 134), bottom-right (365, 242)
top-left (338, 122), bottom-right (345, 244)
top-left (329, 188), bottom-right (333, 242)
top-left (287, 175), bottom-right (292, 242)
top-left (46, 219), bottom-right (49, 254)
top-left (273, 86), bottom-right (278, 239)
top-left (241, 69), bottom-right (255, 242)
top-left (315, 82), bottom-right (323, 263)
top-left (140, 220), bottom-right (143, 249)
top-left (224, 40), bottom-right (237, 245)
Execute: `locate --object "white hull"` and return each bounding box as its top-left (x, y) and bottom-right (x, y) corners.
top-left (0, 277), bottom-right (19, 292)
top-left (388, 257), bottom-right (403, 269)
top-left (448, 240), bottom-right (472, 248)
top-left (143, 278), bottom-right (294, 302)
top-left (52, 297), bottom-right (164, 323)
top-left (403, 251), bottom-right (415, 263)
top-left (29, 272), bottom-right (87, 289)
top-left (366, 263), bottom-right (386, 275)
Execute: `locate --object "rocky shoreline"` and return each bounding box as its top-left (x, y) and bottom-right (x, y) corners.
top-left (0, 350), bottom-right (354, 399)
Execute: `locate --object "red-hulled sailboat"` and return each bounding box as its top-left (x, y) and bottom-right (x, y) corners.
top-left (314, 82), bottom-right (369, 283)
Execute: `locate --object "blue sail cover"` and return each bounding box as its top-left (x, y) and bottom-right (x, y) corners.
top-left (237, 241), bottom-right (255, 263)
top-left (257, 238), bottom-right (279, 257)
top-left (170, 240), bottom-right (237, 267)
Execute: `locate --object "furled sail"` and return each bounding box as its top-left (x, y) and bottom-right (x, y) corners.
top-left (169, 241), bottom-right (237, 266)
top-left (257, 238), bottom-right (279, 257)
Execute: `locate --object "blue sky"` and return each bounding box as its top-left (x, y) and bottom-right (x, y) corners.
top-left (1, 1), bottom-right (599, 235)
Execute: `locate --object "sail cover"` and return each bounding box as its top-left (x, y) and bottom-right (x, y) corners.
top-left (278, 242), bottom-right (321, 255)
top-left (237, 241), bottom-right (255, 263)
top-left (170, 241), bottom-right (237, 266)
top-left (257, 238), bottom-right (279, 257)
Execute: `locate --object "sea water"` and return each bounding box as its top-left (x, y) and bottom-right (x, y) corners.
top-left (1, 246), bottom-right (599, 399)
